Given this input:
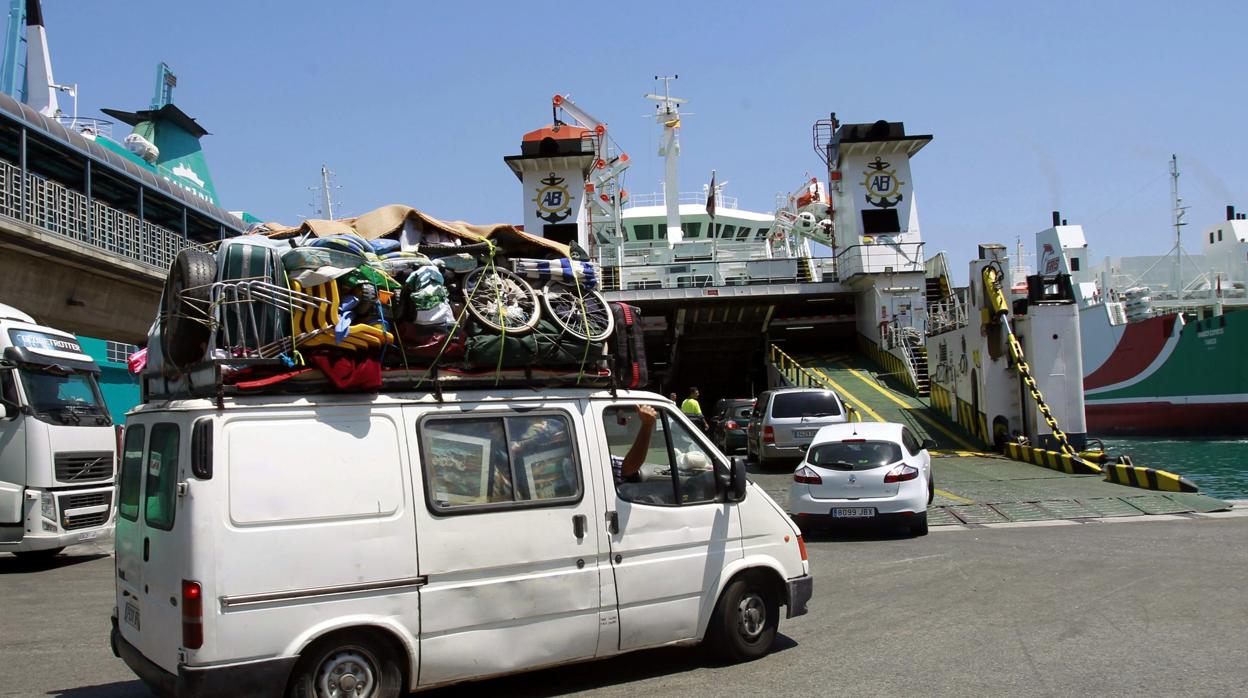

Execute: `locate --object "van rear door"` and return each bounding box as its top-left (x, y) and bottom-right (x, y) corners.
top-left (115, 419), bottom-right (186, 674)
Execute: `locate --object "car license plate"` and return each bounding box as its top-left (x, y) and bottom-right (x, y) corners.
top-left (831, 507), bottom-right (876, 518)
top-left (795, 429), bottom-right (817, 438)
top-left (124, 602), bottom-right (141, 630)
top-left (78, 529), bottom-right (99, 541)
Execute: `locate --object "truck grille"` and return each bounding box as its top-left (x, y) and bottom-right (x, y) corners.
top-left (60, 491), bottom-right (113, 531)
top-left (54, 452), bottom-right (114, 483)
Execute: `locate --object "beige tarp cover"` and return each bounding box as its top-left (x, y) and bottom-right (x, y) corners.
top-left (258, 204), bottom-right (570, 259)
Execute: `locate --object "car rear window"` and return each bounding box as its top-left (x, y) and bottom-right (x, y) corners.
top-left (771, 392), bottom-right (841, 419)
top-left (733, 406), bottom-right (752, 419)
top-left (808, 440), bottom-right (902, 470)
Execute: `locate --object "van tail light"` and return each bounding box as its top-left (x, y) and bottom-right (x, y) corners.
top-left (884, 464), bottom-right (920, 483)
top-left (793, 466), bottom-right (822, 485)
top-left (725, 420), bottom-right (739, 430)
top-left (797, 535), bottom-right (808, 562)
top-left (763, 426), bottom-right (775, 444)
top-left (182, 580), bottom-right (203, 649)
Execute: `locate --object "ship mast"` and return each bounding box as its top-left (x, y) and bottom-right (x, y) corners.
top-left (310, 163), bottom-right (341, 220)
top-left (645, 75), bottom-right (687, 244)
top-left (1169, 154), bottom-right (1188, 302)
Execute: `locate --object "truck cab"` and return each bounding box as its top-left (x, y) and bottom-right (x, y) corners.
top-left (0, 303), bottom-right (117, 558)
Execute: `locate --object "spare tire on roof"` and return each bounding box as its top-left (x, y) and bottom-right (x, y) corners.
top-left (161, 249), bottom-right (217, 370)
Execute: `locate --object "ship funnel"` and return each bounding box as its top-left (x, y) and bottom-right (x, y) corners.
top-left (1052, 211), bottom-right (1061, 227)
top-left (1228, 205), bottom-right (1236, 221)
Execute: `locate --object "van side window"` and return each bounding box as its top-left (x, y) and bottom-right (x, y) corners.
top-left (421, 413), bottom-right (581, 513)
top-left (603, 405), bottom-right (723, 507)
top-left (0, 369), bottom-right (17, 406)
top-left (144, 423), bottom-right (180, 531)
top-left (117, 425), bottom-right (146, 522)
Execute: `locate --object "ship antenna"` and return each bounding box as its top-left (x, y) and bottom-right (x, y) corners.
top-left (309, 164), bottom-right (342, 220)
top-left (1169, 154), bottom-right (1188, 302)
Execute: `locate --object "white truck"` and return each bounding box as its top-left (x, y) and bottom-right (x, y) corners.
top-left (0, 303), bottom-right (117, 559)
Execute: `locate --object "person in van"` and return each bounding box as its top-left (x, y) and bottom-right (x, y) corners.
top-left (609, 404), bottom-right (657, 482)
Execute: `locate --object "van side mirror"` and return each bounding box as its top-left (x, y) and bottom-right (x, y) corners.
top-left (922, 438), bottom-right (937, 451)
top-left (727, 457), bottom-right (749, 502)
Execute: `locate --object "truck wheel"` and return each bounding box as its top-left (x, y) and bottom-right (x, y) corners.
top-left (706, 575), bottom-right (779, 663)
top-left (13, 547), bottom-right (64, 561)
top-left (161, 249), bottom-right (218, 370)
top-left (287, 631), bottom-right (404, 698)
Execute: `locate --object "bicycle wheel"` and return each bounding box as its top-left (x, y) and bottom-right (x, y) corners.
top-left (542, 282), bottom-right (614, 342)
top-left (463, 266), bottom-right (541, 334)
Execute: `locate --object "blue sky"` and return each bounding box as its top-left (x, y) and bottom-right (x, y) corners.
top-left (35, 0), bottom-right (1248, 270)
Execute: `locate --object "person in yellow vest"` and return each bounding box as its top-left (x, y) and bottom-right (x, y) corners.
top-left (681, 387), bottom-right (708, 432)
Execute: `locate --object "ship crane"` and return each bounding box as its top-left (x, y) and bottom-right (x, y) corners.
top-left (551, 94), bottom-right (630, 249)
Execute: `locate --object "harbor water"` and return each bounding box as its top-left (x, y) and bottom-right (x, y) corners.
top-left (1100, 437), bottom-right (1248, 500)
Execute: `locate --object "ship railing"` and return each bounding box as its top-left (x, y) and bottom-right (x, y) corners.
top-left (624, 191), bottom-right (740, 209)
top-left (0, 156), bottom-right (191, 270)
top-left (53, 116), bottom-right (114, 139)
top-left (926, 298), bottom-right (967, 335)
top-left (768, 343), bottom-right (830, 391)
top-left (834, 242), bottom-right (925, 278)
top-left (597, 254), bottom-right (841, 292)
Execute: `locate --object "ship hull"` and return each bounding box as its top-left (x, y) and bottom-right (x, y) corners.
top-left (1081, 306), bottom-right (1248, 435)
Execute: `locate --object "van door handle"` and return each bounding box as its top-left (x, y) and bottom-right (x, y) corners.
top-left (606, 510), bottom-right (619, 535)
top-left (572, 514), bottom-right (587, 540)
top-left (143, 537), bottom-right (149, 562)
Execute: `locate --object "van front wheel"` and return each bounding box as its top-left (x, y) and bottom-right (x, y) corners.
top-left (706, 576), bottom-right (779, 663)
top-left (288, 631), bottom-right (403, 698)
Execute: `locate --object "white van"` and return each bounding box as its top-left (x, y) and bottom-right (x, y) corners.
top-left (111, 388), bottom-right (812, 697)
top-left (1, 303), bottom-right (117, 558)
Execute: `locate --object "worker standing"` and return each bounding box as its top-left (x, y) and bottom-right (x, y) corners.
top-left (681, 387), bottom-right (708, 432)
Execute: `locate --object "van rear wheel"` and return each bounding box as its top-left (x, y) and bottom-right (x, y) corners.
top-left (706, 576), bottom-right (779, 663)
top-left (288, 631), bottom-right (403, 698)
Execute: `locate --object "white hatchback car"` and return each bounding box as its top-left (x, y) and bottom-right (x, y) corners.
top-left (788, 422), bottom-right (935, 536)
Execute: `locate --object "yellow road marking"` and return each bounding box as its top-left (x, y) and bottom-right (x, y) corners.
top-left (935, 488), bottom-right (975, 505)
top-left (809, 367), bottom-right (885, 422)
top-left (838, 365), bottom-right (983, 451)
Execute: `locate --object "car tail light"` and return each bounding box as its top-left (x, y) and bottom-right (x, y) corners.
top-left (725, 420), bottom-right (739, 430)
top-left (794, 465), bottom-right (822, 484)
top-left (797, 535), bottom-right (808, 561)
top-left (763, 426), bottom-right (775, 444)
top-left (182, 580), bottom-right (203, 649)
top-left (884, 464), bottom-right (919, 483)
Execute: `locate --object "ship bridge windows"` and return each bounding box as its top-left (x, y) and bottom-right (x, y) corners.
top-left (862, 209), bottom-right (901, 235)
top-left (719, 224), bottom-right (737, 239)
top-left (756, 227), bottom-right (769, 240)
top-left (632, 224), bottom-right (654, 241)
top-left (736, 227), bottom-right (752, 240)
top-left (681, 222), bottom-right (702, 239)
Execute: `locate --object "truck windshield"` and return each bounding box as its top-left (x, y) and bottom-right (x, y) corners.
top-left (18, 366), bottom-right (111, 426)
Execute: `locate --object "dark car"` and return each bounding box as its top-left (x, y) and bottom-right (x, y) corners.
top-left (710, 398), bottom-right (755, 454)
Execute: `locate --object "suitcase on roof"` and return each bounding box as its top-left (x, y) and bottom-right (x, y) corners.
top-left (216, 237), bottom-right (289, 354)
top-left (610, 302), bottom-right (647, 389)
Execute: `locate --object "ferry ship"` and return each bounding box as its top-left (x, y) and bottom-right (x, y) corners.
top-left (1034, 158), bottom-right (1248, 436)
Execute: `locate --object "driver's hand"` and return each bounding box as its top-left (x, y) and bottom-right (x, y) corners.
top-left (637, 405), bottom-right (657, 425)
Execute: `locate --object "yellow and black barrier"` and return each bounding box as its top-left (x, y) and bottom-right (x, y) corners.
top-left (1102, 461), bottom-right (1199, 493)
top-left (1003, 442), bottom-right (1102, 475)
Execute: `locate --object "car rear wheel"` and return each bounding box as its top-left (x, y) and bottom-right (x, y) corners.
top-left (909, 512), bottom-right (929, 537)
top-left (928, 479), bottom-right (935, 505)
top-left (706, 575), bottom-right (779, 663)
top-left (288, 631), bottom-right (404, 698)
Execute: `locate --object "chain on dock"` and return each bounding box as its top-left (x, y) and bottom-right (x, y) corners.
top-left (982, 265), bottom-right (1078, 457)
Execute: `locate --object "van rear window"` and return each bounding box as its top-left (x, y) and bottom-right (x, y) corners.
top-left (421, 413), bottom-right (581, 513)
top-left (144, 424), bottom-right (180, 531)
top-left (117, 425), bottom-right (145, 521)
top-left (771, 391), bottom-right (842, 419)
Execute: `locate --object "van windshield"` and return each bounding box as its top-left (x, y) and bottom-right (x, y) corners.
top-left (18, 366), bottom-right (111, 426)
top-left (771, 391), bottom-right (841, 419)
